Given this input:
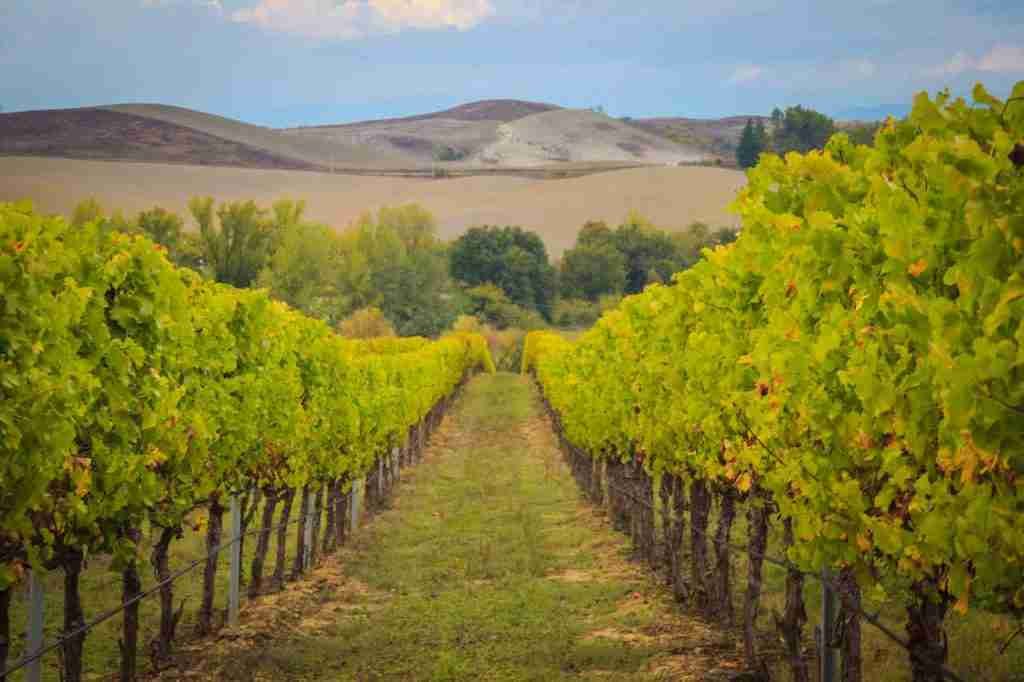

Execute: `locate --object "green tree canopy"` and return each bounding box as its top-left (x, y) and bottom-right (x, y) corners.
top-left (257, 220), bottom-right (338, 317)
top-left (559, 214), bottom-right (739, 302)
top-left (341, 205), bottom-right (459, 336)
top-left (771, 105), bottom-right (836, 154)
top-left (612, 213), bottom-right (682, 294)
top-left (449, 225), bottom-right (558, 318)
top-left (137, 206), bottom-right (183, 251)
top-left (189, 197), bottom-right (275, 288)
top-left (559, 242), bottom-right (627, 301)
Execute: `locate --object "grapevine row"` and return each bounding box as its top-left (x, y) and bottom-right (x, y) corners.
top-left (0, 201), bottom-right (493, 679)
top-left (524, 82), bottom-right (1024, 681)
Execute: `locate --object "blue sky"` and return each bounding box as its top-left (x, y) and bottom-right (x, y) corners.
top-left (2, 0), bottom-right (1023, 126)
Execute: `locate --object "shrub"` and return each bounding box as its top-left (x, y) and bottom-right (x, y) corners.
top-left (337, 307), bottom-right (396, 339)
top-left (553, 299), bottom-right (602, 328)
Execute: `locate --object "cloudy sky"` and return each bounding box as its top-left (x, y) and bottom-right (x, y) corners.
top-left (2, 0), bottom-right (1023, 126)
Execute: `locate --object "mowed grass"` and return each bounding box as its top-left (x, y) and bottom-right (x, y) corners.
top-left (193, 373), bottom-right (740, 681)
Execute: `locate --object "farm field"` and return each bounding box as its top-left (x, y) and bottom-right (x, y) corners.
top-left (0, 156), bottom-right (744, 256)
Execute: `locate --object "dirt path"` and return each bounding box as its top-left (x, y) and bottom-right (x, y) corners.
top-left (167, 373), bottom-right (742, 681)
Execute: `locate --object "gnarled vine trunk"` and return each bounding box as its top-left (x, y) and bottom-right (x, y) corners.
top-left (248, 488), bottom-right (279, 598)
top-left (272, 489), bottom-right (295, 590)
top-left (659, 475), bottom-right (673, 583)
top-left (291, 485), bottom-right (311, 580)
top-left (774, 518), bottom-right (809, 682)
top-left (689, 478), bottom-right (711, 612)
top-left (640, 467), bottom-right (656, 567)
top-left (713, 488), bottom-right (737, 624)
top-left (198, 498), bottom-right (224, 635)
top-left (1, 587), bottom-right (12, 682)
top-left (119, 528), bottom-right (143, 682)
top-left (838, 567), bottom-right (862, 682)
top-left (236, 487), bottom-right (261, 584)
top-left (906, 577), bottom-right (951, 682)
top-left (670, 476), bottom-right (688, 603)
top-left (335, 486), bottom-right (349, 548)
top-left (629, 462), bottom-right (642, 557)
top-left (322, 481), bottom-right (338, 555)
top-left (61, 548), bottom-right (86, 682)
top-left (151, 526), bottom-right (183, 665)
top-left (308, 485), bottom-right (324, 567)
top-left (743, 501), bottom-right (768, 669)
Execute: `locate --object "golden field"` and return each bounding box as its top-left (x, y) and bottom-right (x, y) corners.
top-left (0, 156), bottom-right (745, 256)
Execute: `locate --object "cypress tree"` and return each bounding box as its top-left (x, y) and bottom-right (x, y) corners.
top-left (736, 118), bottom-right (760, 169)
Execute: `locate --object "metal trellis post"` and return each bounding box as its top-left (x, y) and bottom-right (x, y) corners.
top-left (303, 489), bottom-right (315, 570)
top-left (25, 570), bottom-right (44, 682)
top-left (228, 496), bottom-right (241, 628)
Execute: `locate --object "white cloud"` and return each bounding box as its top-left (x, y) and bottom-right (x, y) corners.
top-left (231, 0), bottom-right (496, 39)
top-left (727, 65), bottom-right (763, 85)
top-left (977, 44), bottom-right (1024, 73)
top-left (142, 0), bottom-right (223, 12)
top-left (928, 44), bottom-right (1024, 77)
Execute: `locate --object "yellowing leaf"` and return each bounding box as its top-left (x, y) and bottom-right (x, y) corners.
top-left (75, 469), bottom-right (92, 498)
top-left (856, 533), bottom-right (872, 552)
top-left (146, 447), bottom-right (168, 469)
top-left (854, 431), bottom-right (875, 450)
top-left (736, 472), bottom-right (752, 493)
top-left (908, 258), bottom-right (928, 277)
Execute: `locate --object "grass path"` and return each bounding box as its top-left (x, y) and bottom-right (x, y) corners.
top-left (170, 373), bottom-right (741, 681)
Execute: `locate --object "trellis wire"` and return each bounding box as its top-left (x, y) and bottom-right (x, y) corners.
top-left (2, 371), bottom-right (466, 682)
top-left (546, 401), bottom-right (970, 682)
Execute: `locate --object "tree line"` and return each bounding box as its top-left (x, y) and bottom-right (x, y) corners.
top-left (70, 198), bottom-right (736, 335)
top-left (735, 105), bottom-right (881, 169)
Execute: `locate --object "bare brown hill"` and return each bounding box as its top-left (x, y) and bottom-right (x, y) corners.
top-left (0, 100), bottom-right (735, 174)
top-left (289, 103), bottom-right (707, 166)
top-left (0, 107), bottom-right (320, 170)
top-left (102, 103), bottom-right (414, 168)
top-left (294, 99), bottom-right (560, 128)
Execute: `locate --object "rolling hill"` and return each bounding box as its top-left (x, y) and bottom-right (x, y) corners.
top-left (287, 99), bottom-right (707, 166)
top-left (101, 103), bottom-right (412, 168)
top-left (0, 107), bottom-right (321, 170)
top-left (1, 99), bottom-right (715, 172)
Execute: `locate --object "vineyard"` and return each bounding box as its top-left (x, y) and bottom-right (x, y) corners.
top-left (524, 83), bottom-right (1024, 682)
top-left (2, 81), bottom-right (1023, 682)
top-left (0, 201), bottom-right (493, 680)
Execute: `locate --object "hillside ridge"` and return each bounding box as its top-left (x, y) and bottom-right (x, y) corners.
top-left (2, 100), bottom-right (855, 172)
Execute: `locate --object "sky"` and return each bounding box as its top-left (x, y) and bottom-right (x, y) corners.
top-left (2, 0), bottom-right (1023, 127)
